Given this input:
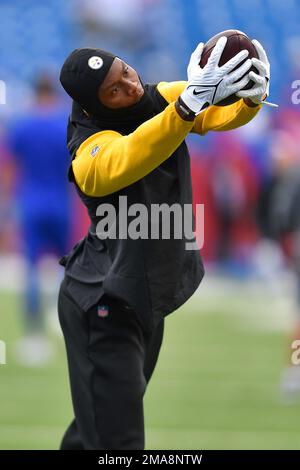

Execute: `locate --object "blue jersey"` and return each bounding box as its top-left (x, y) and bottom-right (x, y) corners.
top-left (9, 103), bottom-right (72, 259)
top-left (9, 104), bottom-right (70, 215)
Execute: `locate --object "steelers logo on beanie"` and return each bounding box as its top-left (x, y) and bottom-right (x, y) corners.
top-left (59, 48), bottom-right (116, 115)
top-left (88, 56), bottom-right (104, 70)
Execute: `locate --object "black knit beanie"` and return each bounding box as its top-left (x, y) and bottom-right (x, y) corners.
top-left (60, 48), bottom-right (116, 115)
top-left (60, 47), bottom-right (156, 154)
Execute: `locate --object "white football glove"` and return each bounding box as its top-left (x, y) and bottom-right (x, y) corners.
top-left (179, 36), bottom-right (252, 115)
top-left (236, 39), bottom-right (278, 107)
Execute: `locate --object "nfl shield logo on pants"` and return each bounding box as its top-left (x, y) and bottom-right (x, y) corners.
top-left (97, 305), bottom-right (109, 318)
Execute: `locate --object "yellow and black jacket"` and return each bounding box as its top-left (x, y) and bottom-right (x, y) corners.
top-left (61, 81), bottom-right (261, 334)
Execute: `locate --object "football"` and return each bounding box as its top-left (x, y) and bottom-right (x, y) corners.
top-left (200, 29), bottom-right (259, 106)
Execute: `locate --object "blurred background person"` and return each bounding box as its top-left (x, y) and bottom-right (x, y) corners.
top-left (7, 74), bottom-right (71, 367)
top-left (263, 126), bottom-right (300, 402)
top-left (210, 133), bottom-right (259, 274)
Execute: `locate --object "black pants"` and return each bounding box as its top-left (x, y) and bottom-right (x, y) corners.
top-left (58, 277), bottom-right (165, 450)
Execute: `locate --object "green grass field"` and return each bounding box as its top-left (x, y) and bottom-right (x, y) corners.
top-left (1, 279), bottom-right (300, 450)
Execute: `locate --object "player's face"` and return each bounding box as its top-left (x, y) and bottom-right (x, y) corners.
top-left (98, 57), bottom-right (144, 109)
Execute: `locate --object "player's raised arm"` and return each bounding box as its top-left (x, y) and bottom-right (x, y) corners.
top-left (63, 38), bottom-right (252, 197)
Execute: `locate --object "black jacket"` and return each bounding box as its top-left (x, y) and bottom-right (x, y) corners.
top-left (60, 84), bottom-right (204, 334)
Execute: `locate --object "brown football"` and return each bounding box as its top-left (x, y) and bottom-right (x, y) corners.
top-left (200, 29), bottom-right (259, 106)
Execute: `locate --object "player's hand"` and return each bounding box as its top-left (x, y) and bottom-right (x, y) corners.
top-left (236, 39), bottom-right (277, 107)
top-left (179, 37), bottom-right (252, 116)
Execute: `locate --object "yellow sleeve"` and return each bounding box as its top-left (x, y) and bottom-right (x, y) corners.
top-left (157, 81), bottom-right (187, 103)
top-left (72, 102), bottom-right (194, 197)
top-left (192, 99), bottom-right (262, 135)
top-left (157, 81), bottom-right (262, 135)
